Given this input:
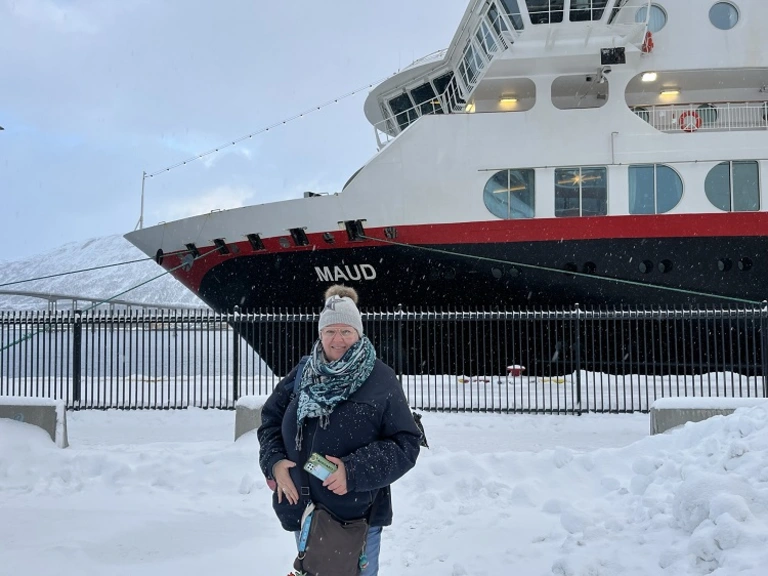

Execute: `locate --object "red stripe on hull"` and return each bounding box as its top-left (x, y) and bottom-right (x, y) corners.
top-left (159, 212), bottom-right (768, 298)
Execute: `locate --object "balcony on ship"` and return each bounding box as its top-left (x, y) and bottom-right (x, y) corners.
top-left (626, 69), bottom-right (768, 134)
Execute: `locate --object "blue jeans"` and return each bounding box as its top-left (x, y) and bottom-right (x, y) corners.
top-left (294, 525), bottom-right (382, 576)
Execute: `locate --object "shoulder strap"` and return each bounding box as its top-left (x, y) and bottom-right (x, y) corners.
top-left (293, 355), bottom-right (310, 395)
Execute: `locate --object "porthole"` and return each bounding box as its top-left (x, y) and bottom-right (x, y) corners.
top-left (508, 267), bottom-right (521, 278)
top-left (718, 258), bottom-right (732, 272)
top-left (444, 267), bottom-right (457, 280)
top-left (639, 260), bottom-right (653, 274)
top-left (564, 262), bottom-right (578, 274)
top-left (278, 237), bottom-right (291, 248)
top-left (697, 103), bottom-right (718, 125)
top-left (492, 267), bottom-right (503, 279)
top-left (738, 257), bottom-right (753, 271)
top-left (709, 2), bottom-right (739, 30)
top-left (583, 262), bottom-right (597, 274)
top-left (658, 259), bottom-right (673, 273)
top-left (635, 4), bottom-right (668, 33)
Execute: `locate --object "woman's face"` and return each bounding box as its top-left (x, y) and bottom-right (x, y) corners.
top-left (320, 323), bottom-right (360, 361)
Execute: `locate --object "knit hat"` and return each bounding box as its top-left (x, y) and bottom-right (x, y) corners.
top-left (318, 285), bottom-right (364, 337)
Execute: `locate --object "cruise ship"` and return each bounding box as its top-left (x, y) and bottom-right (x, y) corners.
top-left (125, 0), bottom-right (768, 372)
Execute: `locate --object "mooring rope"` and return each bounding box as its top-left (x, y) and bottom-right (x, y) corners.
top-left (0, 248), bottom-right (217, 352)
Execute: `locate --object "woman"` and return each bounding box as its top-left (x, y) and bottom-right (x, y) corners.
top-left (258, 285), bottom-right (422, 576)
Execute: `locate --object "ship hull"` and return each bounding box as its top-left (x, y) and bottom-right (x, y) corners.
top-left (146, 216), bottom-right (768, 376)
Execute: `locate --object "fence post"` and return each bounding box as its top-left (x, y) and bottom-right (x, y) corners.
top-left (72, 310), bottom-right (82, 407)
top-left (396, 303), bottom-right (404, 383)
top-left (761, 301), bottom-right (768, 398)
top-left (232, 306), bottom-right (240, 406)
top-left (574, 303), bottom-right (582, 415)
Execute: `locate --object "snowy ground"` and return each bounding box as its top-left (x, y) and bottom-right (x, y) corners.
top-left (1, 407), bottom-right (767, 575)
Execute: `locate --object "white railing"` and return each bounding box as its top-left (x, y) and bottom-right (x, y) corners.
top-left (632, 102), bottom-right (768, 133)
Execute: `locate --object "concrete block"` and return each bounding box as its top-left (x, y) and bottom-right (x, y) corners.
top-left (0, 396), bottom-right (69, 447)
top-left (235, 395), bottom-right (270, 441)
top-left (650, 397), bottom-right (767, 435)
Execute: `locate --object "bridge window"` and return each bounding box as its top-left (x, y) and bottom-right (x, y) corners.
top-left (475, 20), bottom-right (500, 58)
top-left (710, 2), bottom-right (739, 30)
top-left (526, 1), bottom-right (565, 24)
top-left (388, 93), bottom-right (417, 131)
top-left (410, 82), bottom-right (442, 116)
top-left (635, 3), bottom-right (667, 33)
top-left (570, 0), bottom-right (609, 22)
top-left (555, 167), bottom-right (608, 217)
top-left (705, 161), bottom-right (760, 212)
top-left (459, 43), bottom-right (484, 89)
top-left (629, 164), bottom-right (683, 214)
top-left (499, 0), bottom-right (525, 30)
top-left (484, 169), bottom-right (536, 219)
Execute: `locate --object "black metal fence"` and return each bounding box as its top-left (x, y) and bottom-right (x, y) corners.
top-left (1, 305), bottom-right (767, 412)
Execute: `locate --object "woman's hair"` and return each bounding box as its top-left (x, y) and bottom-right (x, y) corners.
top-left (324, 284), bottom-right (359, 304)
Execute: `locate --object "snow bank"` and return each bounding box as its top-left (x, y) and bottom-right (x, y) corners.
top-left (0, 408), bottom-right (766, 575)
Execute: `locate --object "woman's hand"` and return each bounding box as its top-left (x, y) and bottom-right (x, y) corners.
top-left (322, 456), bottom-right (348, 495)
top-left (272, 459), bottom-right (299, 505)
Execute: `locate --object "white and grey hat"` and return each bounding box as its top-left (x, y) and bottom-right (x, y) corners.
top-left (318, 285), bottom-right (364, 336)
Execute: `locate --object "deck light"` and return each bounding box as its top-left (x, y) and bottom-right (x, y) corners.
top-left (660, 88), bottom-right (680, 96)
top-left (499, 95), bottom-right (518, 103)
top-left (465, 102), bottom-right (476, 113)
top-left (642, 72), bottom-right (658, 82)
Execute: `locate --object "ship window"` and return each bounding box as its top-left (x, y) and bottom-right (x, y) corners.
top-left (526, 1), bottom-right (565, 24)
top-left (709, 2), bottom-right (739, 30)
top-left (432, 73), bottom-right (454, 96)
top-left (499, 0), bottom-right (525, 30)
top-left (483, 169), bottom-right (535, 219)
top-left (705, 161), bottom-right (760, 212)
top-left (459, 43), bottom-right (484, 89)
top-left (570, 0), bottom-right (609, 22)
top-left (628, 164), bottom-right (683, 214)
top-left (388, 93), bottom-right (417, 131)
top-left (410, 83), bottom-right (442, 116)
top-left (475, 20), bottom-right (499, 58)
top-left (635, 3), bottom-right (667, 33)
top-left (488, 2), bottom-right (510, 37)
top-left (555, 167), bottom-right (608, 217)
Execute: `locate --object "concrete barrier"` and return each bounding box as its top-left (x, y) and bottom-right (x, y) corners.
top-left (650, 397), bottom-right (767, 435)
top-left (0, 396), bottom-right (69, 447)
top-left (235, 395), bottom-right (270, 441)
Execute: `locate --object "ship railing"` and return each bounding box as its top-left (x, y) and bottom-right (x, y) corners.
top-left (373, 75), bottom-right (467, 150)
top-left (632, 101), bottom-right (768, 133)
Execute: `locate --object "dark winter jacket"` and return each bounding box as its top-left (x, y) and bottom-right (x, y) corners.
top-left (258, 359), bottom-right (421, 532)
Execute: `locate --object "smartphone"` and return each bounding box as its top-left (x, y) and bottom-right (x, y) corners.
top-left (303, 452), bottom-right (338, 481)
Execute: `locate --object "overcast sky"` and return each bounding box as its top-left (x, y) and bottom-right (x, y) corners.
top-left (0, 0), bottom-right (468, 260)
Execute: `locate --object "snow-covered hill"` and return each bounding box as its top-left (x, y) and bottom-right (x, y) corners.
top-left (0, 235), bottom-right (205, 310)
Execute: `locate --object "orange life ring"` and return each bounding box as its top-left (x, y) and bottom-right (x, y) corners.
top-left (679, 110), bottom-right (702, 132)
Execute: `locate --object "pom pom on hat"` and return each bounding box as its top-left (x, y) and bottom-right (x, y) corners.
top-left (319, 285), bottom-right (363, 336)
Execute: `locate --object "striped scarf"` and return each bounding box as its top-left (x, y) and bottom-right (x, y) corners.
top-left (295, 336), bottom-right (376, 450)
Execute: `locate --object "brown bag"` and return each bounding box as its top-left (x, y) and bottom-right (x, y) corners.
top-left (294, 504), bottom-right (368, 576)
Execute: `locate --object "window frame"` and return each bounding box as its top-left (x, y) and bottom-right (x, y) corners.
top-left (709, 1), bottom-right (739, 30)
top-left (483, 169), bottom-right (536, 220)
top-left (554, 166), bottom-right (608, 218)
top-left (628, 163), bottom-right (684, 215)
top-left (705, 160), bottom-right (761, 212)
